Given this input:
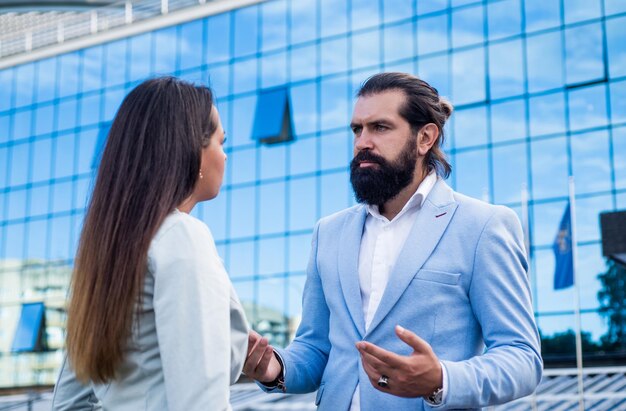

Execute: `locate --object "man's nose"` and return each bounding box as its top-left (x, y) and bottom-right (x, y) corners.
top-left (354, 130), bottom-right (374, 151)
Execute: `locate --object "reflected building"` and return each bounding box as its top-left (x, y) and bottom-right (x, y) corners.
top-left (1, 0), bottom-right (626, 389)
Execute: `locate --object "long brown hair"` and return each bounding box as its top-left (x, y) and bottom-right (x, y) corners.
top-left (66, 77), bottom-right (217, 383)
top-left (357, 72), bottom-right (453, 178)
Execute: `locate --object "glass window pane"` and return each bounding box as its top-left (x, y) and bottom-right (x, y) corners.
top-left (58, 53), bottom-right (80, 98)
top-left (320, 0), bottom-right (348, 38)
top-left (290, 44), bottom-right (317, 83)
top-left (571, 130), bottom-right (612, 194)
top-left (36, 58), bottom-right (57, 103)
top-left (258, 237), bottom-right (285, 276)
top-left (418, 13), bottom-right (449, 55)
top-left (568, 84), bottom-right (608, 131)
top-left (524, 0), bottom-right (560, 32)
top-left (417, 54), bottom-right (450, 99)
top-left (613, 126), bottom-right (626, 190)
top-left (34, 104), bottom-right (55, 136)
top-left (290, 0), bottom-right (317, 44)
top-left (290, 83), bottom-right (318, 136)
top-left (487, 0), bottom-right (521, 40)
top-left (73, 176), bottom-right (91, 211)
top-left (229, 186), bottom-right (256, 239)
top-left (453, 149), bottom-right (490, 201)
top-left (531, 136), bottom-right (569, 200)
top-left (351, 30), bottom-right (380, 71)
top-left (532, 199), bottom-right (568, 246)
top-left (260, 143), bottom-right (286, 180)
top-left (15, 63), bottom-right (35, 108)
top-left (79, 94), bottom-right (101, 127)
top-left (320, 130), bottom-right (350, 170)
top-left (417, 0), bottom-right (447, 15)
top-left (259, 181), bottom-right (286, 235)
top-left (565, 23), bottom-right (604, 85)
top-left (13, 109), bottom-right (33, 140)
top-left (52, 181), bottom-right (73, 214)
top-left (26, 219), bottom-right (48, 259)
top-left (288, 234), bottom-right (311, 273)
top-left (29, 184), bottom-right (51, 217)
top-left (610, 80), bottom-right (626, 124)
top-left (200, 191), bottom-right (227, 242)
top-left (5, 223), bottom-right (25, 258)
top-left (289, 136), bottom-right (317, 176)
top-left (154, 27), bottom-right (177, 74)
top-left (231, 95), bottom-right (257, 148)
top-left (207, 64), bottom-right (229, 100)
top-left (261, 1), bottom-right (286, 51)
top-left (529, 92), bottom-right (566, 136)
top-left (0, 68), bottom-right (14, 112)
top-left (383, 21), bottom-right (415, 63)
top-left (9, 142), bottom-right (30, 187)
top-left (452, 105), bottom-right (488, 148)
top-left (81, 46), bottom-right (103, 93)
top-left (231, 147), bottom-right (256, 185)
top-left (261, 51), bottom-right (287, 89)
top-left (575, 197), bottom-right (610, 243)
top-left (31, 138), bottom-right (52, 183)
top-left (488, 39), bottom-right (524, 99)
top-left (57, 97), bottom-right (77, 132)
top-left (49, 216), bottom-right (71, 259)
top-left (289, 176), bottom-right (317, 232)
top-left (320, 37), bottom-right (348, 77)
top-left (0, 113), bottom-right (10, 144)
top-left (491, 99), bottom-right (527, 143)
top-left (564, 0), bottom-right (602, 24)
top-left (0, 146), bottom-right (8, 188)
top-left (76, 128), bottom-right (98, 176)
top-left (526, 31), bottom-right (564, 93)
top-left (351, 0), bottom-right (380, 31)
top-left (452, 48), bottom-right (485, 105)
top-left (233, 57), bottom-right (257, 95)
top-left (129, 33), bottom-right (152, 82)
top-left (104, 39), bottom-right (127, 87)
top-left (451, 5), bottom-right (484, 49)
top-left (605, 0), bottom-right (626, 15)
top-left (234, 6), bottom-right (258, 58)
top-left (103, 87), bottom-right (126, 122)
top-left (606, 16), bottom-right (626, 79)
top-left (383, 0), bottom-right (412, 23)
top-left (320, 170), bottom-right (349, 218)
top-left (228, 240), bottom-right (255, 279)
top-left (54, 132), bottom-right (76, 179)
top-left (206, 14), bottom-right (231, 65)
top-left (179, 20), bottom-right (204, 71)
top-left (7, 188), bottom-right (27, 220)
top-left (320, 75), bottom-right (349, 131)
top-left (492, 142), bottom-right (528, 204)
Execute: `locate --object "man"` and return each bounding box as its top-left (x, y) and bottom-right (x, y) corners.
top-left (244, 72), bottom-right (542, 410)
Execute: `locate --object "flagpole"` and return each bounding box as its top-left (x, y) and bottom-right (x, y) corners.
top-left (568, 176), bottom-right (585, 411)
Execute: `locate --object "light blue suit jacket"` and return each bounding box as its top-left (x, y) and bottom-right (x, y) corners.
top-left (268, 179), bottom-right (542, 410)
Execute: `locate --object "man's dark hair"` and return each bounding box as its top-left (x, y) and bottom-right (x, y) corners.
top-left (357, 72), bottom-right (453, 179)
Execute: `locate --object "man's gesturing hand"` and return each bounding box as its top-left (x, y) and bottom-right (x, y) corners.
top-left (243, 330), bottom-right (282, 384)
top-left (356, 325), bottom-right (443, 398)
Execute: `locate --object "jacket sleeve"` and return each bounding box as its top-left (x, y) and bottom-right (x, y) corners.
top-left (151, 217), bottom-right (233, 411)
top-left (51, 355), bottom-right (101, 411)
top-left (259, 221), bottom-right (331, 394)
top-left (437, 206), bottom-right (543, 409)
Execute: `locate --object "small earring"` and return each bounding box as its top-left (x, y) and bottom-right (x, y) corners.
top-left (199, 171), bottom-right (204, 179)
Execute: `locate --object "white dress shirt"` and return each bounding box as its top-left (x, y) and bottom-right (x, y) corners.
top-left (349, 171), bottom-right (447, 410)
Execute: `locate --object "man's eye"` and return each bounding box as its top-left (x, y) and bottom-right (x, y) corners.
top-left (375, 125), bottom-right (387, 132)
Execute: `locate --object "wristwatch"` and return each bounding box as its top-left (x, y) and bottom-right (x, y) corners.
top-left (426, 386), bottom-right (443, 405)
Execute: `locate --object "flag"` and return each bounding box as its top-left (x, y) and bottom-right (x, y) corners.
top-left (553, 204), bottom-right (574, 290)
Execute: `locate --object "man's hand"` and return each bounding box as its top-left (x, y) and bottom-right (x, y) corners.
top-left (243, 330), bottom-right (283, 384)
top-left (356, 325), bottom-right (442, 398)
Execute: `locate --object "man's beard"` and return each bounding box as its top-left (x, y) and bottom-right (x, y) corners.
top-left (349, 137), bottom-right (417, 207)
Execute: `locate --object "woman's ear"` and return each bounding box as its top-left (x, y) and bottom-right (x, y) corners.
top-left (417, 123), bottom-right (439, 156)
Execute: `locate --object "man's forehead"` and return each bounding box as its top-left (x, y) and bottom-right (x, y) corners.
top-left (352, 91), bottom-right (405, 122)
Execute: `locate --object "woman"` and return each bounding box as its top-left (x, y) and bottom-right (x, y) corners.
top-left (52, 77), bottom-right (248, 411)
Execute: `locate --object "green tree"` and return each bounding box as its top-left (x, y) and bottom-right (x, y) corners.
top-left (597, 260), bottom-right (626, 351)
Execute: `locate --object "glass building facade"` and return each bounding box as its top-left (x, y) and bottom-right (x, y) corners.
top-left (1, 0), bottom-right (626, 388)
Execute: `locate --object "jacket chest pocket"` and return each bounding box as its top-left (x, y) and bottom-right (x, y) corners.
top-left (412, 269), bottom-right (460, 286)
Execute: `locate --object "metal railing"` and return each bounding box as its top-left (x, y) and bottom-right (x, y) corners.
top-left (0, 0), bottom-right (212, 59)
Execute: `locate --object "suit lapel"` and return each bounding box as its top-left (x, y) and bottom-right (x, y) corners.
top-left (365, 180), bottom-right (458, 336)
top-left (338, 206), bottom-right (368, 337)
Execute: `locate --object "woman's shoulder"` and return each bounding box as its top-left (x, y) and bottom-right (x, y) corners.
top-left (153, 210), bottom-right (213, 244)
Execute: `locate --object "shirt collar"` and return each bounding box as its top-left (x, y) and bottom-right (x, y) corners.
top-left (366, 171), bottom-right (438, 222)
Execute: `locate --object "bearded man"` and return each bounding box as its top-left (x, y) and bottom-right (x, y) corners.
top-left (243, 72), bottom-right (542, 411)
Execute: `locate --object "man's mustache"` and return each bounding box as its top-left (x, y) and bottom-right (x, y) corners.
top-left (352, 150), bottom-right (387, 167)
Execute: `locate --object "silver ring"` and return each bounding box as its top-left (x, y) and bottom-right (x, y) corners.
top-left (377, 375), bottom-right (389, 388)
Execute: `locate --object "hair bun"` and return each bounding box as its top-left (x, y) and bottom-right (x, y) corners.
top-left (439, 98), bottom-right (454, 120)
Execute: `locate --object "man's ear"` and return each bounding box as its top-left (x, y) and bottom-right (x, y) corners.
top-left (417, 123), bottom-right (439, 156)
